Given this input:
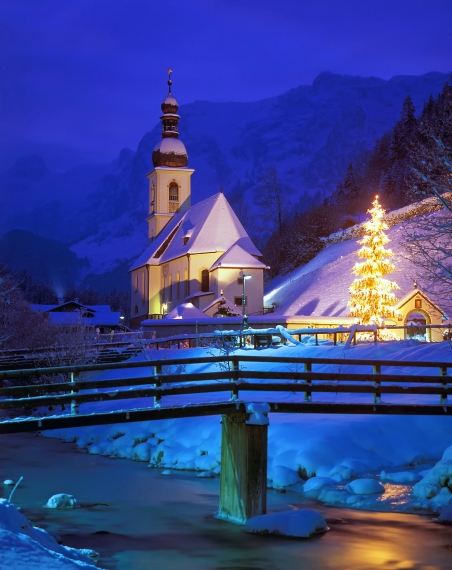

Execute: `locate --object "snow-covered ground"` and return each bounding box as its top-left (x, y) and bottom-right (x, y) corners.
top-left (0, 498), bottom-right (99, 569)
top-left (39, 339), bottom-right (452, 517)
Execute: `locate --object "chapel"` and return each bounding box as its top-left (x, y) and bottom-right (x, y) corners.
top-left (129, 72), bottom-right (267, 328)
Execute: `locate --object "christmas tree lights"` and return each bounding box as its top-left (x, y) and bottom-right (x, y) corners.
top-left (348, 195), bottom-right (400, 326)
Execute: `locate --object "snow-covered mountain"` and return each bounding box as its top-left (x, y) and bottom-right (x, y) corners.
top-left (1, 71), bottom-right (450, 290)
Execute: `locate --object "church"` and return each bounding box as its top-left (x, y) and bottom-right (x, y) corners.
top-left (129, 73), bottom-right (267, 328)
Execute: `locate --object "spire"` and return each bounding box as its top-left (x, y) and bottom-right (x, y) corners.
top-left (152, 70), bottom-right (188, 168)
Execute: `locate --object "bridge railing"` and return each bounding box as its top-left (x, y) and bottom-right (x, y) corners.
top-left (0, 354), bottom-right (451, 425)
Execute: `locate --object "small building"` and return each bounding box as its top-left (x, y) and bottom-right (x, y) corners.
top-left (390, 289), bottom-right (446, 342)
top-left (129, 72), bottom-right (267, 328)
top-left (31, 300), bottom-right (122, 333)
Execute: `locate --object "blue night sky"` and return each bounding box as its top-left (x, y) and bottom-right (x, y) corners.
top-left (1, 0), bottom-right (451, 171)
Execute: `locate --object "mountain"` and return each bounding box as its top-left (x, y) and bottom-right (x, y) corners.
top-left (1, 71), bottom-right (450, 291)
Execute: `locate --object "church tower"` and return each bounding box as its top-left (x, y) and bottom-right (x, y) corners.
top-left (146, 70), bottom-right (194, 241)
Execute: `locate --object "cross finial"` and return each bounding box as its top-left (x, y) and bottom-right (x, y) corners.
top-left (167, 68), bottom-right (173, 93)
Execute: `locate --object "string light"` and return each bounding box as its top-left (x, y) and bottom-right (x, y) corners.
top-left (348, 195), bottom-right (401, 328)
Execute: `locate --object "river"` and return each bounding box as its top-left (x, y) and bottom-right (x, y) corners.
top-left (1, 433), bottom-right (451, 570)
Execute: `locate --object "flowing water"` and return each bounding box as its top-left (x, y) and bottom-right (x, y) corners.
top-left (1, 433), bottom-right (452, 570)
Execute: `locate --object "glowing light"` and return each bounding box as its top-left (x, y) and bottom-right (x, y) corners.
top-left (348, 196), bottom-right (401, 333)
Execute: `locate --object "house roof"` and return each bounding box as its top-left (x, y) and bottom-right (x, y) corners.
top-left (209, 243), bottom-right (268, 271)
top-left (130, 192), bottom-right (262, 270)
top-left (46, 312), bottom-right (121, 326)
top-left (163, 302), bottom-right (207, 319)
top-left (31, 301), bottom-right (113, 314)
top-left (393, 289), bottom-right (445, 315)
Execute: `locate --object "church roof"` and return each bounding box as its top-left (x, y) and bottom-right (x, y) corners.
top-left (209, 243), bottom-right (268, 271)
top-left (130, 192), bottom-right (262, 270)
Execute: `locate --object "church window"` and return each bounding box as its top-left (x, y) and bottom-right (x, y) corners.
top-left (169, 182), bottom-right (179, 213)
top-left (134, 273), bottom-right (138, 293)
top-left (150, 183), bottom-right (155, 213)
top-left (161, 277), bottom-right (165, 302)
top-left (134, 305), bottom-right (138, 314)
top-left (141, 271), bottom-right (146, 305)
top-left (176, 272), bottom-right (180, 299)
top-left (201, 269), bottom-right (209, 293)
top-left (235, 296), bottom-right (246, 306)
top-left (184, 270), bottom-right (188, 298)
top-left (168, 275), bottom-right (173, 302)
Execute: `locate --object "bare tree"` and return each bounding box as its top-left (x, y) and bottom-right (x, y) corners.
top-left (254, 166), bottom-right (288, 235)
top-left (400, 195), bottom-right (452, 309)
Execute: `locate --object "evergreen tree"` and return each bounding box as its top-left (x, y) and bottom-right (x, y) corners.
top-left (348, 196), bottom-right (400, 325)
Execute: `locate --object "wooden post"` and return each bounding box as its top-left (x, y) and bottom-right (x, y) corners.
top-left (230, 357), bottom-right (239, 400)
top-left (70, 371), bottom-right (79, 414)
top-left (440, 365), bottom-right (448, 405)
top-left (303, 362), bottom-right (312, 402)
top-left (154, 364), bottom-right (162, 408)
top-left (217, 412), bottom-right (268, 524)
top-left (373, 363), bottom-right (381, 404)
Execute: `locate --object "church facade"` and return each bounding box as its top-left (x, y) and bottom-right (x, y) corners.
top-left (130, 74), bottom-right (267, 328)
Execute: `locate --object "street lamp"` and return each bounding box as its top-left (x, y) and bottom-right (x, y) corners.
top-left (242, 274), bottom-right (252, 329)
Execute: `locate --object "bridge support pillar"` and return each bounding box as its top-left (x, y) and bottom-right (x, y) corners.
top-left (216, 409), bottom-right (268, 525)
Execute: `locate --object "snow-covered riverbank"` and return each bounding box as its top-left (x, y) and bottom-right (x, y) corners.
top-left (42, 339), bottom-right (452, 516)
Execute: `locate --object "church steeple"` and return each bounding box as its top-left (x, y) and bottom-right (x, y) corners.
top-left (147, 70), bottom-right (194, 242)
top-left (152, 69), bottom-right (188, 168)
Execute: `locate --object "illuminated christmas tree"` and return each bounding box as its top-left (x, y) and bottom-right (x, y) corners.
top-left (348, 195), bottom-right (400, 325)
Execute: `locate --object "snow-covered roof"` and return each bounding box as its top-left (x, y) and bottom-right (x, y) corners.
top-left (202, 296), bottom-right (241, 316)
top-left (394, 289), bottom-right (445, 315)
top-left (153, 137), bottom-right (187, 156)
top-left (130, 192), bottom-right (262, 270)
top-left (209, 243), bottom-right (267, 271)
top-left (31, 301), bottom-right (113, 313)
top-left (47, 312), bottom-right (121, 326)
top-left (163, 302), bottom-right (207, 320)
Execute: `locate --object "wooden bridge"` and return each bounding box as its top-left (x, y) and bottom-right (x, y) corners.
top-left (0, 354), bottom-right (451, 524)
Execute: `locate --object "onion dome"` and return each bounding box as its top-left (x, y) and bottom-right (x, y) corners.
top-left (161, 94), bottom-right (178, 114)
top-left (152, 69), bottom-right (188, 168)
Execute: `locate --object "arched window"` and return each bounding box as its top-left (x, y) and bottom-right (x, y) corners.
top-left (168, 182), bottom-right (179, 213)
top-left (176, 272), bottom-right (180, 300)
top-left (134, 273), bottom-right (138, 293)
top-left (168, 275), bottom-right (173, 302)
top-left (201, 269), bottom-right (209, 293)
top-left (134, 305), bottom-right (138, 314)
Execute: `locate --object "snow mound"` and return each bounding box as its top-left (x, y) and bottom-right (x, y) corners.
top-left (380, 470), bottom-right (421, 483)
top-left (412, 457), bottom-right (452, 509)
top-left (346, 479), bottom-right (385, 495)
top-left (303, 477), bottom-right (337, 499)
top-left (270, 465), bottom-right (300, 490)
top-left (44, 494), bottom-right (79, 509)
top-left (245, 509), bottom-right (328, 538)
top-left (0, 499), bottom-right (98, 568)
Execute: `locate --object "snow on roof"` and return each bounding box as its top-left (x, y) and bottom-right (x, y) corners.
top-left (394, 289), bottom-right (445, 314)
top-left (47, 312), bottom-right (121, 326)
top-left (202, 296), bottom-right (241, 316)
top-left (164, 302), bottom-right (207, 319)
top-left (209, 243), bottom-right (267, 271)
top-left (153, 137), bottom-right (187, 155)
top-left (31, 301), bottom-right (113, 313)
top-left (130, 192), bottom-right (262, 270)
top-left (265, 221), bottom-right (450, 318)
